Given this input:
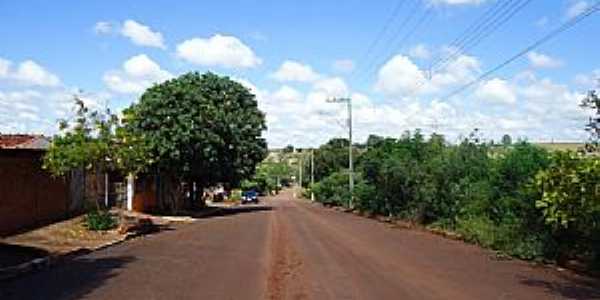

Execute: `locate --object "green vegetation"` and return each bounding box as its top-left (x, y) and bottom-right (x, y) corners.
top-left (44, 72), bottom-right (267, 213)
top-left (310, 131), bottom-right (599, 266)
top-left (243, 159), bottom-right (294, 195)
top-left (85, 210), bottom-right (116, 231)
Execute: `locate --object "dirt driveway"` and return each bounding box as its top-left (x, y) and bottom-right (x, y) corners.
top-left (1, 190), bottom-right (599, 299)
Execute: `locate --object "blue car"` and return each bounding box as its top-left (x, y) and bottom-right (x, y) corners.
top-left (241, 190), bottom-right (259, 204)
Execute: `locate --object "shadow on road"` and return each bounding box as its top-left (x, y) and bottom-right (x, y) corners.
top-left (0, 243), bottom-right (49, 269)
top-left (519, 274), bottom-right (600, 299)
top-left (205, 205), bottom-right (273, 218)
top-left (0, 255), bottom-right (136, 300)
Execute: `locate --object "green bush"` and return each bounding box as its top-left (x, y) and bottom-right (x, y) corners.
top-left (534, 151), bottom-right (600, 264)
top-left (312, 171), bottom-right (351, 207)
top-left (309, 133), bottom-right (600, 266)
top-left (230, 190), bottom-right (242, 201)
top-left (85, 210), bottom-right (116, 231)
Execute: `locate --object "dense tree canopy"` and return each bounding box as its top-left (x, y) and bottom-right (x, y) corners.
top-left (123, 72), bottom-right (267, 187)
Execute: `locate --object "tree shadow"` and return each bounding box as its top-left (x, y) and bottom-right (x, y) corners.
top-left (0, 243), bottom-right (49, 269)
top-left (0, 255), bottom-right (135, 300)
top-left (200, 205), bottom-right (274, 218)
top-left (519, 274), bottom-right (600, 299)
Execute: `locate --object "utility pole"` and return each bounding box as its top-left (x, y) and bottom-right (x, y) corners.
top-left (310, 149), bottom-right (315, 202)
top-left (298, 152), bottom-right (303, 192)
top-left (327, 97), bottom-right (354, 208)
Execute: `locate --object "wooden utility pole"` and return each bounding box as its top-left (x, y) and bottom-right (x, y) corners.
top-left (327, 97), bottom-right (354, 208)
top-left (310, 149), bottom-right (315, 201)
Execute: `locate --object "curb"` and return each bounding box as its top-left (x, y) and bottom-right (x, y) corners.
top-left (0, 234), bottom-right (130, 282)
top-left (0, 207), bottom-right (225, 282)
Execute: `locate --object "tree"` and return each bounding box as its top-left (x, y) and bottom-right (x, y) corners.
top-left (282, 145), bottom-right (295, 153)
top-left (501, 134), bottom-right (512, 146)
top-left (312, 138), bottom-right (355, 181)
top-left (44, 96), bottom-right (153, 208)
top-left (581, 90), bottom-right (600, 152)
top-left (123, 72), bottom-right (267, 210)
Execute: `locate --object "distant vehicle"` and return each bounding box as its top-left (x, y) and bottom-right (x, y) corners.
top-left (241, 190), bottom-right (258, 204)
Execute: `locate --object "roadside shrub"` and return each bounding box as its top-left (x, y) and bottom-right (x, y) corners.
top-left (85, 210), bottom-right (116, 231)
top-left (534, 151), bottom-right (600, 265)
top-left (312, 171), bottom-right (351, 207)
top-left (229, 190), bottom-right (242, 201)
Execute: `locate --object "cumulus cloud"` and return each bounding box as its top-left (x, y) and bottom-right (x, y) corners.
top-left (0, 58), bottom-right (60, 87)
top-left (475, 78), bottom-right (516, 105)
top-left (375, 53), bottom-right (480, 98)
top-left (103, 54), bottom-right (173, 94)
top-left (243, 68), bottom-right (590, 148)
top-left (0, 87), bottom-right (111, 135)
top-left (271, 60), bottom-right (320, 82)
top-left (574, 69), bottom-right (600, 88)
top-left (176, 34), bottom-right (261, 69)
top-left (120, 20), bottom-right (166, 49)
top-left (375, 55), bottom-right (427, 97)
top-left (527, 51), bottom-right (563, 69)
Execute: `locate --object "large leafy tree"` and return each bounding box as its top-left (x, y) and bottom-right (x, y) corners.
top-left (123, 72), bottom-right (267, 208)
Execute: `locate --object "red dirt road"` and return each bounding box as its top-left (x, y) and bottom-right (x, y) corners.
top-left (2, 190), bottom-right (599, 299)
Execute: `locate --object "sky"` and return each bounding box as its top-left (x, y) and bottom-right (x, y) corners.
top-left (0, 0), bottom-right (599, 148)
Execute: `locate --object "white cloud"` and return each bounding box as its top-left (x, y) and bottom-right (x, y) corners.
top-left (272, 86), bottom-right (302, 103)
top-left (375, 53), bottom-right (480, 98)
top-left (409, 44), bottom-right (431, 60)
top-left (527, 51), bottom-right (563, 69)
top-left (566, 1), bottom-right (590, 19)
top-left (176, 34), bottom-right (261, 68)
top-left (271, 60), bottom-right (320, 82)
top-left (13, 61), bottom-right (61, 87)
top-left (375, 55), bottom-right (426, 97)
top-left (475, 78), bottom-right (516, 105)
top-left (0, 58), bottom-right (10, 77)
top-left (0, 87), bottom-right (110, 135)
top-left (94, 21), bottom-right (113, 34)
top-left (120, 20), bottom-right (166, 49)
top-left (313, 77), bottom-right (348, 97)
top-left (332, 59), bottom-right (355, 73)
top-left (0, 58), bottom-right (60, 87)
top-left (236, 70), bottom-right (592, 148)
top-left (103, 54), bottom-right (173, 94)
top-left (574, 69), bottom-right (600, 88)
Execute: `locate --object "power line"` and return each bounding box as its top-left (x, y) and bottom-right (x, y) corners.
top-left (400, 0), bottom-right (533, 99)
top-left (355, 0), bottom-right (423, 83)
top-left (351, 0), bottom-right (407, 80)
top-left (433, 0), bottom-right (532, 73)
top-left (428, 0), bottom-right (517, 71)
top-left (442, 2), bottom-right (600, 100)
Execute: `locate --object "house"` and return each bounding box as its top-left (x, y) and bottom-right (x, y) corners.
top-left (0, 134), bottom-right (71, 236)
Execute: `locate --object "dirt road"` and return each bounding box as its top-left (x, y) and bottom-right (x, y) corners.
top-left (1, 190), bottom-right (599, 299)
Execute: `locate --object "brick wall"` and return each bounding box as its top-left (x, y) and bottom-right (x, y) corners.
top-left (0, 150), bottom-right (69, 236)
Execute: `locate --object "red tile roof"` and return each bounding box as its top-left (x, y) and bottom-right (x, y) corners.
top-left (0, 134), bottom-right (50, 150)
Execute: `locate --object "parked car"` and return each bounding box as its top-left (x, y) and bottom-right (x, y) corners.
top-left (241, 190), bottom-right (258, 204)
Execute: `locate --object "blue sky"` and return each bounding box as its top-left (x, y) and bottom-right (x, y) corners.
top-left (0, 0), bottom-right (599, 147)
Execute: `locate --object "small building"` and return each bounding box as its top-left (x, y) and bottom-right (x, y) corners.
top-left (0, 134), bottom-right (71, 236)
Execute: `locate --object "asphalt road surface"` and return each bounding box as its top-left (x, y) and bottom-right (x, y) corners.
top-left (1, 190), bottom-right (599, 299)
